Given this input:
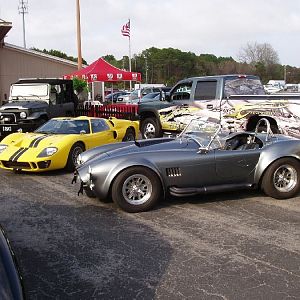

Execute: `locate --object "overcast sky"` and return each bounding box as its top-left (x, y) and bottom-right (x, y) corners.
top-left (1, 0), bottom-right (300, 67)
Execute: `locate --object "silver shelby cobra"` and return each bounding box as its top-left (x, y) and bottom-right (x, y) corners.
top-left (74, 118), bottom-right (300, 212)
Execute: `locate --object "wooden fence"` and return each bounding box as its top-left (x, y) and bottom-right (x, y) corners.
top-left (75, 103), bottom-right (139, 120)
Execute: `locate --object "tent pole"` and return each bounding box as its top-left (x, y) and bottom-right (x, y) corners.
top-left (111, 83), bottom-right (113, 105)
top-left (92, 82), bottom-right (95, 101)
top-left (101, 82), bottom-right (105, 103)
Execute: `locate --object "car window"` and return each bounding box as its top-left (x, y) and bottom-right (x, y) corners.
top-left (224, 78), bottom-right (265, 96)
top-left (35, 119), bottom-right (90, 134)
top-left (91, 119), bottom-right (110, 133)
top-left (171, 82), bottom-right (192, 101)
top-left (57, 84), bottom-right (66, 104)
top-left (194, 81), bottom-right (217, 100)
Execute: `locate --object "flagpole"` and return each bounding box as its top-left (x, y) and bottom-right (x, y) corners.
top-left (121, 18), bottom-right (132, 90)
top-left (76, 0), bottom-right (82, 70)
top-left (128, 19), bottom-right (132, 91)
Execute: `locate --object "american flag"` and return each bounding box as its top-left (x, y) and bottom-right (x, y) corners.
top-left (121, 20), bottom-right (130, 37)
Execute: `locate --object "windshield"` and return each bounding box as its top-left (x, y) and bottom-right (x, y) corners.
top-left (180, 118), bottom-right (223, 149)
top-left (224, 78), bottom-right (265, 97)
top-left (10, 84), bottom-right (48, 99)
top-left (142, 92), bottom-right (160, 99)
top-left (35, 119), bottom-right (90, 134)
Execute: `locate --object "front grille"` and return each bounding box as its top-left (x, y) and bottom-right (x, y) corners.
top-left (0, 113), bottom-right (17, 124)
top-left (2, 161), bottom-right (31, 169)
top-left (166, 167), bottom-right (182, 177)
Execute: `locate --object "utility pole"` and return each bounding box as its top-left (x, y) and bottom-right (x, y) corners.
top-left (76, 0), bottom-right (82, 70)
top-left (284, 65), bottom-right (287, 83)
top-left (18, 0), bottom-right (28, 48)
top-left (145, 55), bottom-right (148, 83)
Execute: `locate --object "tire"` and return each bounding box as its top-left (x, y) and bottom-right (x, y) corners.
top-left (141, 118), bottom-right (162, 139)
top-left (66, 143), bottom-right (85, 171)
top-left (122, 128), bottom-right (135, 141)
top-left (262, 157), bottom-right (300, 199)
top-left (256, 125), bottom-right (279, 134)
top-left (112, 167), bottom-right (162, 213)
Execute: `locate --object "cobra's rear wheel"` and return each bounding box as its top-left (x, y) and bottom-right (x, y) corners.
top-left (262, 158), bottom-right (300, 199)
top-left (112, 167), bottom-right (162, 212)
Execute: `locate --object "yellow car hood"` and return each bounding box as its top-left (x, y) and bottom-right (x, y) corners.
top-left (6, 133), bottom-right (69, 149)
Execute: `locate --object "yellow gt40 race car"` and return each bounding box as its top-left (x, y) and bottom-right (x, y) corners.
top-left (0, 116), bottom-right (139, 172)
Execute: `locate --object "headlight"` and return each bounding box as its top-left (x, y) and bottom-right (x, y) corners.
top-left (20, 112), bottom-right (27, 119)
top-left (38, 147), bottom-right (58, 157)
top-left (0, 144), bottom-right (7, 154)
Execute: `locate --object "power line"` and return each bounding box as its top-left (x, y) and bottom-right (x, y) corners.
top-left (18, 0), bottom-right (28, 48)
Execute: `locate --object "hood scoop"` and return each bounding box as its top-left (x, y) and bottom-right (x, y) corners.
top-left (134, 138), bottom-right (174, 148)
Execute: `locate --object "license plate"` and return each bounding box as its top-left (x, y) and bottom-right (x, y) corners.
top-left (2, 126), bottom-right (12, 132)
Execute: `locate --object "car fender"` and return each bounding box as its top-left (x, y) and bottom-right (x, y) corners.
top-left (0, 132), bottom-right (25, 144)
top-left (85, 157), bottom-right (166, 200)
top-left (26, 111), bottom-right (48, 120)
top-left (254, 141), bottom-right (300, 183)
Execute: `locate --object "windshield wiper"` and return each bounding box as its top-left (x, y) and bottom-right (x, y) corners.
top-left (27, 94), bottom-right (42, 99)
top-left (11, 95), bottom-right (26, 100)
top-left (35, 131), bottom-right (48, 134)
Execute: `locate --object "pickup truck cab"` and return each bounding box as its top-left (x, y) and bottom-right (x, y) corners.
top-left (138, 74), bottom-right (300, 138)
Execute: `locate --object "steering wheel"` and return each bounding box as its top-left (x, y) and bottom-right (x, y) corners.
top-left (254, 118), bottom-right (273, 141)
top-left (67, 129), bottom-right (78, 134)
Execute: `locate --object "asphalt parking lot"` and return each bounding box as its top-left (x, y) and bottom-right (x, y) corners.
top-left (0, 169), bottom-right (299, 299)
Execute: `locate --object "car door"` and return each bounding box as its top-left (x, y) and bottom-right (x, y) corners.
top-left (84, 119), bottom-right (116, 149)
top-left (163, 149), bottom-right (218, 188)
top-left (214, 148), bottom-right (261, 183)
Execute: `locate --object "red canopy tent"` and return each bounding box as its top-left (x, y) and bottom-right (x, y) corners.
top-left (63, 57), bottom-right (141, 82)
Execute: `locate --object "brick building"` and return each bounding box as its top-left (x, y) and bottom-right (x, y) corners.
top-left (0, 19), bottom-right (78, 105)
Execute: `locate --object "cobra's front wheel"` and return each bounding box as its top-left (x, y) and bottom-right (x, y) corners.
top-left (262, 158), bottom-right (300, 199)
top-left (112, 167), bottom-right (162, 212)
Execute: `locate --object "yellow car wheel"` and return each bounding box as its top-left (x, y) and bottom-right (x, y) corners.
top-left (122, 128), bottom-right (136, 141)
top-left (66, 142), bottom-right (85, 171)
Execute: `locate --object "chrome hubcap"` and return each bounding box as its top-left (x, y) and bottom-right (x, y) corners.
top-left (122, 174), bottom-right (152, 205)
top-left (144, 123), bottom-right (156, 139)
top-left (73, 147), bottom-right (83, 167)
top-left (273, 164), bottom-right (297, 192)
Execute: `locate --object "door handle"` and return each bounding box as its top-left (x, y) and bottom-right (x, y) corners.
top-left (237, 160), bottom-right (249, 167)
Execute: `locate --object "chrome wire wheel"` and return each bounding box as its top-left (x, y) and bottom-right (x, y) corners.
top-left (72, 146), bottom-right (84, 167)
top-left (273, 164), bottom-right (297, 193)
top-left (122, 174), bottom-right (153, 205)
top-left (144, 123), bottom-right (156, 139)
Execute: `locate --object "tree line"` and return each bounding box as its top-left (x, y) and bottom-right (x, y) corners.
top-left (32, 42), bottom-right (300, 86)
top-left (103, 43), bottom-right (300, 86)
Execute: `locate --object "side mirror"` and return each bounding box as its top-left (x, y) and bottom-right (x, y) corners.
top-left (164, 94), bottom-right (171, 102)
top-left (80, 130), bottom-right (86, 134)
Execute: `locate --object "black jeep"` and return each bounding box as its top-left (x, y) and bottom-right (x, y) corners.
top-left (0, 78), bottom-right (78, 137)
